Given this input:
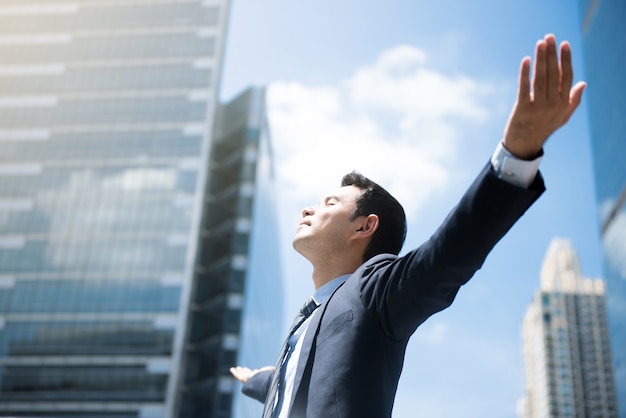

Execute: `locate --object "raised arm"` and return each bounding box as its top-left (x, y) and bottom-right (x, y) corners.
top-left (360, 34), bottom-right (586, 341)
top-left (503, 33), bottom-right (586, 159)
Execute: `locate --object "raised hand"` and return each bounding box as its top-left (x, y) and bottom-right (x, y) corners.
top-left (503, 34), bottom-right (586, 159)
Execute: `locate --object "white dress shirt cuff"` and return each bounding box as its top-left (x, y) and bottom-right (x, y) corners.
top-left (490, 141), bottom-right (542, 189)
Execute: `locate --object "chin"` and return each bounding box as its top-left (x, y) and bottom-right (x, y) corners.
top-left (292, 234), bottom-right (310, 253)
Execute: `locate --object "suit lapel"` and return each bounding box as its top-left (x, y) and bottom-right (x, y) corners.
top-left (287, 279), bottom-right (347, 415)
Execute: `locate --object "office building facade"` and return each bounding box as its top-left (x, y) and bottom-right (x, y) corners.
top-left (0, 1), bottom-right (283, 417)
top-left (578, 0), bottom-right (626, 415)
top-left (520, 239), bottom-right (617, 418)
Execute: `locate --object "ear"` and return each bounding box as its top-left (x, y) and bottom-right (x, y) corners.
top-left (353, 214), bottom-right (379, 239)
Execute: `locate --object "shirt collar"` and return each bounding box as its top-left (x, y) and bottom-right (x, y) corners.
top-left (312, 274), bottom-right (350, 305)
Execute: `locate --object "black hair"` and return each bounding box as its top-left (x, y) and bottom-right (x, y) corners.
top-left (341, 171), bottom-right (407, 262)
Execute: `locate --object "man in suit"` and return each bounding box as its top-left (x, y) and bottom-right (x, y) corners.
top-left (230, 34), bottom-right (586, 417)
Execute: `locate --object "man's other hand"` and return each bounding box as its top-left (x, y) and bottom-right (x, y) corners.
top-left (229, 365), bottom-right (275, 383)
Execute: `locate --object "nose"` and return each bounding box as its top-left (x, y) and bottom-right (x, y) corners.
top-left (302, 206), bottom-right (316, 217)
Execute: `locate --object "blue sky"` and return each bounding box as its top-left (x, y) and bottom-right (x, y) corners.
top-left (220, 1), bottom-right (604, 416)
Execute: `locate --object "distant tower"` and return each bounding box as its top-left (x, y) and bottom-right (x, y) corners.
top-left (520, 238), bottom-right (617, 418)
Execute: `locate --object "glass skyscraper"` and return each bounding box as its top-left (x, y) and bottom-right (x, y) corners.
top-left (177, 87), bottom-right (283, 418)
top-left (578, 1), bottom-right (626, 415)
top-left (0, 1), bottom-right (283, 417)
top-left (520, 239), bottom-right (617, 418)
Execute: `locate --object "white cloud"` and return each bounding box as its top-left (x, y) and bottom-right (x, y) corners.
top-left (267, 44), bottom-right (495, 217)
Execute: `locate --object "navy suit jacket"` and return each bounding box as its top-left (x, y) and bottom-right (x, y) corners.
top-left (242, 163), bottom-right (545, 417)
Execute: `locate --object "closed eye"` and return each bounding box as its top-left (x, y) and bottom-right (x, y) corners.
top-left (324, 196), bottom-right (338, 206)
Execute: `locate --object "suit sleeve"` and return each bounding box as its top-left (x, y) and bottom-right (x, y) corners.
top-left (359, 162), bottom-right (545, 341)
top-left (241, 369), bottom-right (273, 403)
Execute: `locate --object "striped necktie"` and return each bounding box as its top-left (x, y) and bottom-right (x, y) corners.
top-left (263, 296), bottom-right (319, 418)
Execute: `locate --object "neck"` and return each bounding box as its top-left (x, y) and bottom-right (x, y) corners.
top-left (310, 257), bottom-right (362, 290)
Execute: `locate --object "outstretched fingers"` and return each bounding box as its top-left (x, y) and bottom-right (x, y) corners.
top-left (229, 365), bottom-right (276, 384)
top-left (518, 56), bottom-right (532, 103)
top-left (532, 39), bottom-right (548, 102)
top-left (559, 41), bottom-right (574, 102)
top-left (545, 34), bottom-right (560, 98)
top-left (503, 34), bottom-right (586, 157)
top-left (229, 366), bottom-right (253, 383)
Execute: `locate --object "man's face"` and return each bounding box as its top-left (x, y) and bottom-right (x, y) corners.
top-left (292, 185), bottom-right (364, 259)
